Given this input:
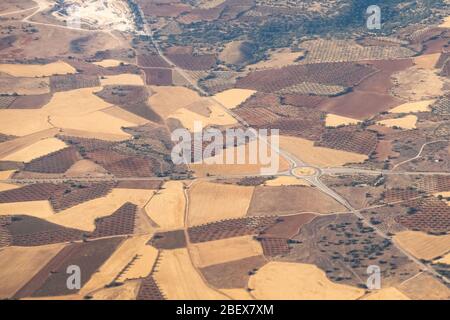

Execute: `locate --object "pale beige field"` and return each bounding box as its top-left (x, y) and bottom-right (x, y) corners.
top-left (0, 61), bottom-right (76, 77)
top-left (44, 188), bottom-right (155, 232)
top-left (361, 287), bottom-right (410, 300)
top-left (0, 244), bottom-right (65, 299)
top-left (153, 248), bottom-right (229, 300)
top-left (80, 236), bottom-right (157, 295)
top-left (1, 137), bottom-right (67, 162)
top-left (190, 236), bottom-right (264, 268)
top-left (389, 100), bottom-right (435, 113)
top-left (394, 231), bottom-right (450, 260)
top-left (292, 167), bottom-right (318, 176)
top-left (377, 115), bottom-right (418, 130)
top-left (220, 289), bottom-right (254, 300)
top-left (439, 16), bottom-right (450, 28)
top-left (212, 89), bottom-right (256, 109)
top-left (102, 106), bottom-right (149, 126)
top-left (280, 135), bottom-right (368, 167)
top-left (325, 114), bottom-right (361, 127)
top-left (145, 181), bottom-right (185, 230)
top-left (190, 139), bottom-right (291, 177)
top-left (188, 181), bottom-right (254, 226)
top-left (434, 253), bottom-right (450, 264)
top-left (149, 86), bottom-right (202, 118)
top-left (413, 53), bottom-right (441, 70)
top-left (248, 262), bottom-right (365, 300)
top-left (0, 182), bottom-right (19, 192)
top-left (398, 273), bottom-right (450, 300)
top-left (59, 128), bottom-right (130, 142)
top-left (168, 103), bottom-right (237, 132)
top-left (91, 281), bottom-right (141, 300)
top-left (93, 59), bottom-right (128, 68)
top-left (0, 201), bottom-right (55, 218)
top-left (264, 176), bottom-right (310, 186)
top-left (0, 76), bottom-right (50, 95)
top-left (100, 74), bottom-right (144, 86)
top-left (0, 170), bottom-right (17, 180)
top-left (65, 159), bottom-right (109, 177)
top-left (246, 49), bottom-right (303, 70)
top-left (435, 191), bottom-right (450, 206)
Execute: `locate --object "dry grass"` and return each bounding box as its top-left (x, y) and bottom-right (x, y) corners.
top-left (389, 100), bottom-right (435, 113)
top-left (325, 114), bottom-right (361, 127)
top-left (1, 137), bottom-right (67, 162)
top-left (0, 61), bottom-right (76, 77)
top-left (248, 262), bottom-right (365, 300)
top-left (145, 181), bottom-right (185, 230)
top-left (434, 253), bottom-right (450, 264)
top-left (65, 159), bottom-right (109, 178)
top-left (220, 289), bottom-right (254, 300)
top-left (377, 115), bottom-right (417, 130)
top-left (0, 76), bottom-right (50, 95)
top-left (279, 135), bottom-right (368, 167)
top-left (93, 59), bottom-right (128, 68)
top-left (102, 106), bottom-right (149, 126)
top-left (246, 48), bottom-right (303, 70)
top-left (439, 16), bottom-right (450, 28)
top-left (190, 236), bottom-right (263, 268)
top-left (398, 273), bottom-right (450, 300)
top-left (153, 248), bottom-right (229, 300)
top-left (0, 244), bottom-right (65, 299)
top-left (0, 182), bottom-right (19, 192)
top-left (394, 231), bottom-right (450, 260)
top-left (0, 170), bottom-right (17, 179)
top-left (91, 281), bottom-right (140, 300)
top-left (188, 181), bottom-right (254, 226)
top-left (212, 89), bottom-right (256, 109)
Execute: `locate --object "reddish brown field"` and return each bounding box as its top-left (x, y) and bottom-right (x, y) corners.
top-left (382, 189), bottom-right (421, 203)
top-left (24, 147), bottom-right (83, 174)
top-left (144, 68), bottom-right (173, 86)
top-left (137, 275), bottom-right (165, 300)
top-left (282, 94), bottom-right (328, 108)
top-left (188, 216), bottom-right (279, 243)
top-left (116, 180), bottom-right (162, 190)
top-left (0, 183), bottom-right (60, 203)
top-left (318, 59), bottom-right (413, 119)
top-left (7, 94), bottom-right (53, 109)
top-left (316, 126), bottom-right (378, 156)
top-left (137, 54), bottom-right (171, 68)
top-left (166, 54), bottom-right (216, 71)
top-left (148, 230), bottom-right (186, 250)
top-left (396, 197), bottom-right (450, 233)
top-left (236, 62), bottom-right (376, 93)
top-left (416, 176), bottom-right (450, 193)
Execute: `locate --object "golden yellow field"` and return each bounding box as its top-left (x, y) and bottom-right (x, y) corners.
top-left (398, 273), bottom-right (450, 300)
top-left (100, 74), bottom-right (144, 86)
top-left (325, 114), bottom-right (361, 127)
top-left (246, 48), bottom-right (303, 70)
top-left (188, 181), bottom-right (254, 226)
top-left (190, 139), bottom-right (291, 177)
top-left (389, 100), bottom-right (435, 113)
top-left (394, 231), bottom-right (450, 260)
top-left (45, 188), bottom-right (155, 232)
top-left (0, 244), bottom-right (65, 299)
top-left (153, 249), bottom-right (229, 300)
top-left (189, 236), bottom-right (264, 268)
top-left (212, 89), bottom-right (256, 109)
top-left (0, 201), bottom-right (55, 219)
top-left (145, 181), bottom-right (185, 230)
top-left (0, 61), bottom-right (76, 77)
top-left (148, 86), bottom-right (202, 118)
top-left (377, 115), bottom-right (418, 130)
top-left (91, 281), bottom-right (141, 300)
top-left (362, 287), bottom-right (410, 300)
top-left (0, 182), bottom-right (19, 192)
top-left (1, 137), bottom-right (67, 162)
top-left (248, 262), bottom-right (365, 300)
top-left (220, 289), bottom-right (254, 300)
top-left (81, 236), bottom-right (156, 295)
top-left (434, 253), bottom-right (450, 264)
top-left (0, 170), bottom-right (17, 180)
top-left (280, 135), bottom-right (368, 167)
top-left (65, 159), bottom-right (108, 177)
top-left (101, 106), bottom-right (149, 126)
top-left (439, 16), bottom-right (450, 28)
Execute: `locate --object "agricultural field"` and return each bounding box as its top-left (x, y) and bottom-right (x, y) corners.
top-left (0, 0), bottom-right (449, 302)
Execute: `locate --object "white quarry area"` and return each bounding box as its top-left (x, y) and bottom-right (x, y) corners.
top-left (54, 0), bottom-right (135, 32)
